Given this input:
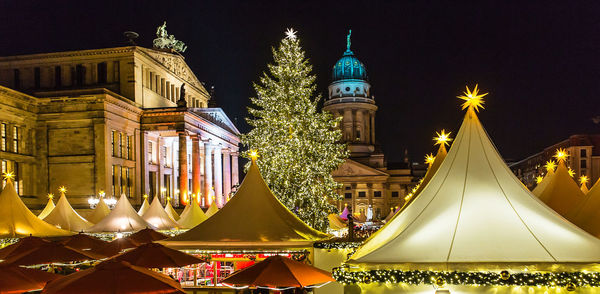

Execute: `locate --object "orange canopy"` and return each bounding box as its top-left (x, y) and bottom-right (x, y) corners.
top-left (0, 265), bottom-right (60, 294)
top-left (95, 237), bottom-right (140, 257)
top-left (222, 255), bottom-right (334, 288)
top-left (0, 236), bottom-right (50, 260)
top-left (113, 242), bottom-right (206, 268)
top-left (60, 233), bottom-right (108, 251)
top-left (41, 259), bottom-right (185, 294)
top-left (1, 241), bottom-right (102, 266)
top-left (127, 228), bottom-right (168, 245)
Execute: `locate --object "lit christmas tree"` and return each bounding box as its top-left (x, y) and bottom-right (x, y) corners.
top-left (242, 28), bottom-right (348, 231)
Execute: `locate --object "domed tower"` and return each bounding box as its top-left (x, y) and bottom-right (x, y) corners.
top-left (324, 30), bottom-right (383, 167)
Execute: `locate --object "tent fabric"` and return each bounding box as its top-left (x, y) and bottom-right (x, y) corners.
top-left (339, 206), bottom-right (349, 220)
top-left (141, 196), bottom-right (179, 230)
top-left (37, 198), bottom-right (55, 219)
top-left (112, 242), bottom-right (206, 268)
top-left (1, 241), bottom-right (103, 265)
top-left (570, 178), bottom-right (600, 236)
top-left (86, 194), bottom-right (153, 233)
top-left (164, 199), bottom-right (180, 221)
top-left (328, 214), bottom-right (347, 230)
top-left (532, 169), bottom-right (555, 197)
top-left (205, 200), bottom-right (219, 218)
top-left (176, 200), bottom-right (208, 229)
top-left (87, 198), bottom-right (111, 224)
top-left (383, 208), bottom-right (395, 223)
top-left (179, 203), bottom-right (191, 220)
top-left (536, 161), bottom-right (585, 217)
top-left (0, 264), bottom-right (61, 294)
top-left (137, 197), bottom-right (150, 216)
top-left (42, 192), bottom-right (92, 232)
top-left (0, 236), bottom-right (52, 260)
top-left (349, 108), bottom-right (600, 265)
top-left (127, 228), bottom-right (168, 244)
top-left (162, 159), bottom-right (328, 248)
top-left (0, 181), bottom-right (71, 238)
top-left (581, 183), bottom-right (590, 194)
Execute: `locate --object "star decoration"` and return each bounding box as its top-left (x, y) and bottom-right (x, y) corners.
top-left (285, 28), bottom-right (297, 40)
top-left (47, 193), bottom-right (54, 200)
top-left (424, 153), bottom-right (436, 165)
top-left (434, 130), bottom-right (452, 146)
top-left (580, 175), bottom-right (589, 185)
top-left (249, 150), bottom-right (260, 161)
top-left (2, 172), bottom-right (14, 181)
top-left (143, 194), bottom-right (148, 199)
top-left (58, 186), bottom-right (67, 194)
top-left (544, 160), bottom-right (557, 172)
top-left (568, 168), bottom-right (575, 178)
top-left (458, 84), bottom-right (488, 112)
top-left (554, 148), bottom-right (569, 162)
top-left (536, 176), bottom-right (544, 184)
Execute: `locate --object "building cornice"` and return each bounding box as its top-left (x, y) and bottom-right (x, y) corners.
top-left (0, 46), bottom-right (136, 62)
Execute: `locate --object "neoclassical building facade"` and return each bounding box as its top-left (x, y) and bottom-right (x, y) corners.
top-left (324, 33), bottom-right (413, 220)
top-left (0, 45), bottom-right (239, 210)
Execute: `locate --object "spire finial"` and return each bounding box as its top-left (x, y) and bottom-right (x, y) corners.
top-left (346, 29), bottom-right (352, 52)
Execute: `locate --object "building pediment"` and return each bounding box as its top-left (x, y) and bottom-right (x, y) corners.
top-left (190, 108), bottom-right (240, 136)
top-left (332, 159), bottom-right (389, 178)
top-left (137, 47), bottom-right (206, 94)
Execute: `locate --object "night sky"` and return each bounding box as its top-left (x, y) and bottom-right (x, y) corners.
top-left (1, 1), bottom-right (598, 163)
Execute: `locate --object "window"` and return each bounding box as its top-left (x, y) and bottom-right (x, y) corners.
top-left (119, 133), bottom-right (124, 158)
top-left (12, 126), bottom-right (18, 153)
top-left (121, 167), bottom-right (127, 196)
top-left (344, 192), bottom-right (352, 199)
top-left (1, 123), bottom-right (6, 151)
top-left (345, 87), bottom-right (350, 91)
top-left (13, 69), bottom-right (20, 89)
top-left (374, 191), bottom-right (382, 197)
top-left (97, 62), bottom-right (107, 84)
top-left (581, 149), bottom-right (587, 157)
top-left (358, 191), bottom-right (366, 197)
top-left (391, 191), bottom-right (399, 198)
top-left (112, 165), bottom-right (117, 196)
top-left (149, 72), bottom-right (154, 90)
top-left (148, 141), bottom-right (156, 164)
top-left (126, 136), bottom-right (132, 160)
top-left (356, 130), bottom-right (361, 141)
top-left (34, 67), bottom-right (41, 89)
top-left (75, 64), bottom-right (85, 86)
top-left (111, 131), bottom-right (116, 156)
top-left (345, 186), bottom-right (351, 190)
top-left (113, 61), bottom-right (120, 82)
top-left (54, 66), bottom-right (62, 88)
top-left (581, 159), bottom-right (587, 169)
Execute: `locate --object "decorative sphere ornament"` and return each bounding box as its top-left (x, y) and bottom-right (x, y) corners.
top-left (435, 277), bottom-right (445, 287)
top-left (500, 270), bottom-right (510, 280)
top-left (363, 275), bottom-right (372, 283)
top-left (566, 283), bottom-right (576, 292)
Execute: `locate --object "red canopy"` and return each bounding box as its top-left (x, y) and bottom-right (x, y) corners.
top-left (0, 265), bottom-right (60, 294)
top-left (95, 237), bottom-right (140, 257)
top-left (61, 233), bottom-right (108, 251)
top-left (113, 242), bottom-right (206, 268)
top-left (222, 255), bottom-right (334, 288)
top-left (0, 236), bottom-right (49, 260)
top-left (1, 241), bottom-right (102, 266)
top-left (41, 259), bottom-right (185, 294)
top-left (127, 228), bottom-right (168, 244)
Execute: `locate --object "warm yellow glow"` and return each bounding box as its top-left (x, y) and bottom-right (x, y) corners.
top-left (457, 84), bottom-right (487, 112)
top-left (568, 168), bottom-right (575, 178)
top-left (99, 190), bottom-right (105, 198)
top-left (554, 148), bottom-right (569, 162)
top-left (536, 176), bottom-right (543, 184)
top-left (2, 172), bottom-right (14, 181)
top-left (580, 175), bottom-right (589, 185)
top-left (249, 150), bottom-right (259, 161)
top-left (47, 193), bottom-right (54, 200)
top-left (167, 196), bottom-right (171, 202)
top-left (544, 160), bottom-right (557, 172)
top-left (425, 153), bottom-right (435, 165)
top-left (58, 186), bottom-right (67, 194)
top-left (143, 194), bottom-right (148, 199)
top-left (434, 130), bottom-right (452, 146)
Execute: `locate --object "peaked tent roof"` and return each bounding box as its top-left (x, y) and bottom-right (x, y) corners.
top-left (339, 206), bottom-right (349, 220)
top-left (86, 194), bottom-right (153, 233)
top-left (162, 159), bottom-right (328, 248)
top-left (164, 199), bottom-right (180, 221)
top-left (328, 214), bottom-right (347, 230)
top-left (142, 196), bottom-right (179, 230)
top-left (179, 203), bottom-right (191, 220)
top-left (37, 198), bottom-right (55, 219)
top-left (87, 198), bottom-right (111, 224)
top-left (581, 183), bottom-right (590, 194)
top-left (349, 107), bottom-right (600, 266)
top-left (205, 200), bottom-right (219, 218)
top-left (532, 169), bottom-right (555, 197)
top-left (176, 199), bottom-right (208, 229)
top-left (137, 197), bottom-right (150, 216)
top-left (569, 178), bottom-right (600, 236)
top-left (42, 192), bottom-right (93, 232)
top-left (536, 161), bottom-right (585, 217)
top-left (0, 180), bottom-right (71, 238)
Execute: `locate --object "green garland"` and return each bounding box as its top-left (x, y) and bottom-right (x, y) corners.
top-left (333, 268), bottom-right (600, 289)
top-left (313, 241), bottom-right (362, 250)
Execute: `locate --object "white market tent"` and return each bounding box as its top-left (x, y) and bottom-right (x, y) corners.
top-left (86, 194), bottom-right (153, 233)
top-left (570, 179), bottom-right (600, 237)
top-left (205, 200), bottom-right (219, 218)
top-left (176, 199), bottom-right (208, 229)
top-left (164, 198), bottom-right (180, 221)
top-left (37, 197), bottom-right (55, 219)
top-left (536, 159), bottom-right (585, 217)
top-left (137, 196), bottom-right (150, 216)
top-left (532, 166), bottom-right (555, 197)
top-left (42, 191), bottom-right (93, 232)
top-left (350, 105), bottom-right (600, 266)
top-left (0, 179), bottom-right (70, 238)
top-left (142, 196), bottom-right (179, 230)
top-left (87, 198), bottom-right (111, 224)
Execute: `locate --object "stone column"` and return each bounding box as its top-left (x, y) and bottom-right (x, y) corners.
top-left (222, 148), bottom-right (231, 200)
top-left (203, 142), bottom-right (213, 206)
top-left (213, 146), bottom-right (223, 206)
top-left (231, 152), bottom-right (239, 187)
top-left (191, 136), bottom-right (201, 201)
top-left (364, 111), bottom-right (371, 144)
top-left (370, 112), bottom-right (376, 144)
top-left (178, 132), bottom-right (188, 206)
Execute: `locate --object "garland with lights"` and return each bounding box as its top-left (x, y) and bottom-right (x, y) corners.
top-left (313, 241), bottom-right (362, 250)
top-left (333, 268), bottom-right (599, 290)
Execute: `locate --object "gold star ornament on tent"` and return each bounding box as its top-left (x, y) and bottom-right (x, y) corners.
top-left (458, 84), bottom-right (487, 112)
top-left (536, 176), bottom-right (544, 184)
top-left (424, 153), bottom-right (436, 165)
top-left (568, 168), bottom-right (576, 178)
top-left (544, 160), bottom-right (557, 172)
top-left (580, 175), bottom-right (589, 185)
top-left (434, 130), bottom-right (452, 146)
top-left (554, 148), bottom-right (569, 162)
top-left (58, 186), bottom-right (67, 194)
top-left (2, 172), bottom-right (14, 181)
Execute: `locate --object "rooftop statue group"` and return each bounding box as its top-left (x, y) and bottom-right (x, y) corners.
top-left (153, 21), bottom-right (187, 53)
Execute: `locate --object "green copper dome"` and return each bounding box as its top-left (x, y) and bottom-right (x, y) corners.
top-left (332, 30), bottom-right (367, 82)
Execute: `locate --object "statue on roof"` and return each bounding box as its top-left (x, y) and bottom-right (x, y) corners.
top-left (346, 29), bottom-right (352, 52)
top-left (153, 21), bottom-right (188, 53)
